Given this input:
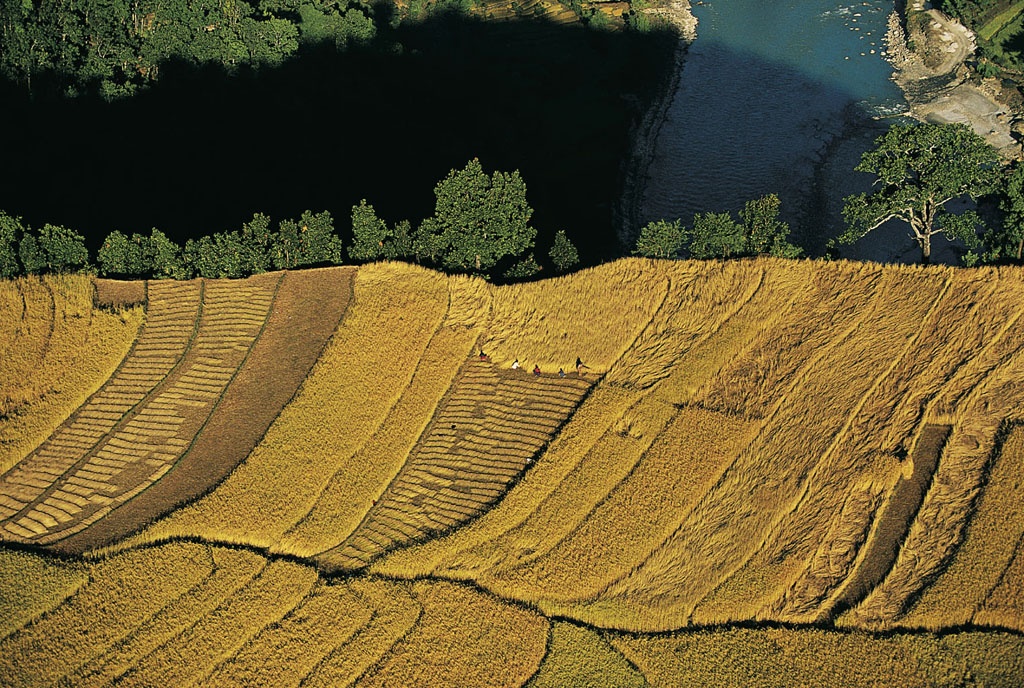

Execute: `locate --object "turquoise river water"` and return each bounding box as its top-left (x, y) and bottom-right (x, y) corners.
top-left (640, 0), bottom-right (911, 256)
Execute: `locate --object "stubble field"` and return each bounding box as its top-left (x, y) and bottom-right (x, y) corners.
top-left (2, 258), bottom-right (1023, 686)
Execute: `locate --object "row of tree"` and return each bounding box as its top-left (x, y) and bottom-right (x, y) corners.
top-left (635, 122), bottom-right (1024, 266)
top-left (0, 215), bottom-right (90, 278)
top-left (5, 123), bottom-right (1018, 280)
top-left (0, 159), bottom-right (580, 282)
top-left (632, 193), bottom-right (801, 260)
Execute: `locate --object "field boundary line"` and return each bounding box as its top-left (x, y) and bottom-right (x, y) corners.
top-left (680, 264), bottom-right (778, 401)
top-left (490, 399), bottom-right (680, 581)
top-left (521, 621), bottom-right (555, 687)
top-left (924, 279), bottom-right (1024, 421)
top-left (744, 274), bottom-right (952, 618)
top-left (282, 281), bottom-right (457, 549)
top-left (108, 558), bottom-right (273, 685)
top-left (514, 267), bottom-right (780, 603)
top-left (60, 544), bottom-right (220, 683)
top-left (34, 277), bottom-right (57, 374)
top-left (582, 405), bottom-right (757, 604)
top-left (821, 423), bottom-right (949, 620)
top-left (104, 273), bottom-right (283, 523)
top-left (0, 279), bottom-right (204, 529)
top-left (40, 274), bottom-right (284, 547)
top-left (295, 584), bottom-right (378, 688)
top-left (57, 543), bottom-right (221, 686)
top-left (613, 267), bottom-right (882, 621)
top-left (191, 562), bottom-right (321, 687)
top-left (858, 283), bottom-right (1024, 613)
top-left (977, 528), bottom-right (1024, 621)
top-left (0, 278), bottom-right (143, 478)
top-left (632, 269), bottom-right (887, 620)
top-left (0, 559), bottom-right (98, 647)
top-left (348, 580), bottom-right (425, 687)
top-left (493, 269), bottom-right (764, 589)
top-left (604, 273), bottom-right (672, 381)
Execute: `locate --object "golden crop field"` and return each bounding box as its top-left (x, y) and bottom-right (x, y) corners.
top-left (0, 275), bottom-right (142, 474)
top-left (2, 258), bottom-right (1024, 685)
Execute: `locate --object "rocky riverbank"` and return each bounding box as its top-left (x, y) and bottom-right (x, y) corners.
top-left (886, 2), bottom-right (1022, 159)
top-left (615, 0), bottom-right (696, 251)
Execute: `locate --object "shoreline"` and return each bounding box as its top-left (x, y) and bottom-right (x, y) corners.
top-left (615, 0), bottom-right (697, 252)
top-left (886, 3), bottom-right (1022, 159)
top-left (616, 0), bottom-right (1022, 262)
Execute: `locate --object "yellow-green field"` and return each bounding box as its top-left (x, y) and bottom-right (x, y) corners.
top-left (2, 259), bottom-right (1023, 685)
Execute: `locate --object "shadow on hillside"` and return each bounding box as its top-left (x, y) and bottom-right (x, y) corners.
top-left (0, 14), bottom-right (676, 266)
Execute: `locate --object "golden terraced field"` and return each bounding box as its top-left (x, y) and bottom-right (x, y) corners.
top-left (2, 259), bottom-right (1024, 686)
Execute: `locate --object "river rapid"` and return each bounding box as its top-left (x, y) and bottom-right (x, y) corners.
top-left (637, 0), bottom-right (921, 259)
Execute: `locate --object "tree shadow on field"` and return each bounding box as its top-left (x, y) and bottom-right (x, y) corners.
top-left (0, 14), bottom-right (677, 266)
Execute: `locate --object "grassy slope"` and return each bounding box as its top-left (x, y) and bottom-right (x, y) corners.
top-left (2, 259), bottom-right (1024, 685)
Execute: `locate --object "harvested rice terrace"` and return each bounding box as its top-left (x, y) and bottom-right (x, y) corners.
top-left (3, 260), bottom-right (1024, 686)
top-left (0, 277), bottom-right (281, 544)
top-left (316, 359), bottom-right (592, 573)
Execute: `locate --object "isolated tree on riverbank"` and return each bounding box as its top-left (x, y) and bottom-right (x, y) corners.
top-left (839, 122), bottom-right (1000, 264)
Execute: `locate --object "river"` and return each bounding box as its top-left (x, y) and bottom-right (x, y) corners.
top-left (639, 0), bottom-right (917, 259)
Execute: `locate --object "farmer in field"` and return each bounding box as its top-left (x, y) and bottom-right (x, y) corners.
top-left (478, 349), bottom-right (488, 361)
top-left (559, 368), bottom-right (566, 378)
top-left (533, 364), bottom-right (542, 376)
top-left (576, 357), bottom-right (587, 375)
top-left (511, 358), bottom-right (520, 370)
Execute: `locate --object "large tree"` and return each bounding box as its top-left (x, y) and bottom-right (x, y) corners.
top-left (840, 122), bottom-right (1000, 264)
top-left (689, 212), bottom-right (745, 259)
top-left (97, 230), bottom-right (147, 276)
top-left (417, 158), bottom-right (536, 275)
top-left (739, 194), bottom-right (801, 258)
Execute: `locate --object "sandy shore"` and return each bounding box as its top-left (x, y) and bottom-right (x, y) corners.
top-left (887, 4), bottom-right (1021, 159)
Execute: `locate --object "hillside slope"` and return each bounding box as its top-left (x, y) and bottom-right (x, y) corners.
top-left (1, 259), bottom-right (1023, 685)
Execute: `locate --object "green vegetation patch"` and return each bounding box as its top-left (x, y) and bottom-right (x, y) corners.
top-left (979, 0), bottom-right (1024, 40)
top-left (528, 622), bottom-right (646, 688)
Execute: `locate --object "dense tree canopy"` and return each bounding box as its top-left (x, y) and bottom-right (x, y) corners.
top-left (417, 158), bottom-right (537, 275)
top-left (0, 0), bottom-right (379, 97)
top-left (982, 162), bottom-right (1024, 263)
top-left (840, 122), bottom-right (1000, 264)
top-left (348, 199), bottom-right (388, 263)
top-left (633, 219), bottom-right (684, 259)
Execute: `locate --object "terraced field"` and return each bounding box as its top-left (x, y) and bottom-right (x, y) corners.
top-left (0, 269), bottom-right (352, 551)
top-left (1, 279), bottom-right (217, 542)
top-left (317, 359), bottom-right (592, 572)
top-left (0, 275), bottom-right (142, 473)
top-left (2, 259), bottom-right (1024, 685)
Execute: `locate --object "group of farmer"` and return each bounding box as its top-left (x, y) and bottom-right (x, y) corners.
top-left (479, 350), bottom-right (588, 378)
